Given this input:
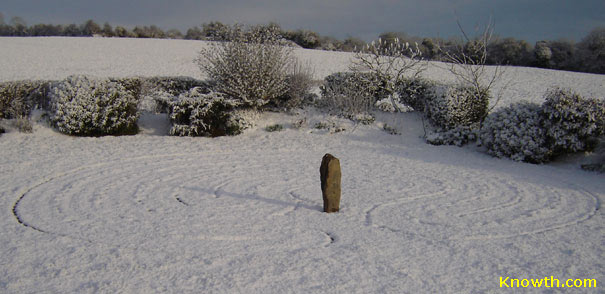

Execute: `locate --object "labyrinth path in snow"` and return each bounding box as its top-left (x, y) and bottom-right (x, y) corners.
top-left (13, 147), bottom-right (599, 252)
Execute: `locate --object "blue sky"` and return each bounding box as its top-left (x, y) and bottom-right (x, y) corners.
top-left (2, 0), bottom-right (604, 42)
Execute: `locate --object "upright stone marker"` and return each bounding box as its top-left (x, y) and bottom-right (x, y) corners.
top-left (320, 153), bottom-right (341, 213)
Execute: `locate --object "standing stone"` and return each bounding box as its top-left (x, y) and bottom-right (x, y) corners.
top-left (320, 153), bottom-right (341, 213)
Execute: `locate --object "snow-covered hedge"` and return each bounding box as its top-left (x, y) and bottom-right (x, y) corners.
top-left (479, 101), bottom-right (551, 163)
top-left (426, 126), bottom-right (478, 147)
top-left (424, 84), bottom-right (490, 130)
top-left (478, 89), bottom-right (604, 163)
top-left (167, 87), bottom-right (248, 137)
top-left (320, 72), bottom-right (386, 115)
top-left (0, 80), bottom-right (50, 119)
top-left (394, 77), bottom-right (435, 112)
top-left (142, 76), bottom-right (213, 113)
top-left (320, 72), bottom-right (436, 115)
top-left (542, 88), bottom-right (605, 155)
top-left (144, 76), bottom-right (211, 97)
top-left (321, 72), bottom-right (381, 98)
top-left (375, 97), bottom-right (413, 113)
top-left (50, 76), bottom-right (141, 136)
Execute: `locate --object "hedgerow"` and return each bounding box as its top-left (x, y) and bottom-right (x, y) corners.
top-left (167, 87), bottom-right (248, 137)
top-left (49, 76), bottom-right (141, 136)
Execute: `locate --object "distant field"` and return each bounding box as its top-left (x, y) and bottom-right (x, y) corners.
top-left (1, 37), bottom-right (604, 108)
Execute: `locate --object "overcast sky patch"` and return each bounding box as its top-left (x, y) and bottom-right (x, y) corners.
top-left (1, 0), bottom-right (603, 42)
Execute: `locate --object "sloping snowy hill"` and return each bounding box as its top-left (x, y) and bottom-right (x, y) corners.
top-left (1, 37), bottom-right (604, 108)
top-left (0, 37), bottom-right (603, 293)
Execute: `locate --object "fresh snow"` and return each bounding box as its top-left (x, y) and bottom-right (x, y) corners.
top-left (0, 37), bottom-right (604, 293)
top-left (2, 37), bottom-right (604, 108)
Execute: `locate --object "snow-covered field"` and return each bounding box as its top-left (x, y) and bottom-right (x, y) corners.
top-left (0, 37), bottom-right (604, 293)
top-left (2, 37), bottom-right (605, 108)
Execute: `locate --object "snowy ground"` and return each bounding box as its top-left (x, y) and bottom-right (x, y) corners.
top-left (0, 37), bottom-right (604, 293)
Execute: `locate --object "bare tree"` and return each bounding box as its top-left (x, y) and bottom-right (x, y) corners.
top-left (350, 38), bottom-right (425, 112)
top-left (438, 19), bottom-right (507, 116)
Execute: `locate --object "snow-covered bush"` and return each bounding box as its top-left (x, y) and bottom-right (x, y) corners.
top-left (426, 126), bottom-right (478, 146)
top-left (394, 77), bottom-right (435, 111)
top-left (144, 76), bottom-right (211, 97)
top-left (375, 97), bottom-right (413, 113)
top-left (320, 72), bottom-right (384, 115)
top-left (284, 29), bottom-right (321, 49)
top-left (50, 76), bottom-right (141, 136)
top-left (291, 117), bottom-right (308, 129)
top-left (0, 82), bottom-right (28, 119)
top-left (167, 87), bottom-right (247, 137)
top-left (142, 76), bottom-right (212, 113)
top-left (478, 90), bottom-right (604, 163)
top-left (265, 124), bottom-right (283, 132)
top-left (0, 80), bottom-right (50, 119)
top-left (197, 24), bottom-right (292, 108)
top-left (424, 84), bottom-right (490, 130)
top-left (314, 121), bottom-right (346, 133)
top-left (581, 163), bottom-right (604, 173)
top-left (480, 101), bottom-right (551, 163)
top-left (201, 22), bottom-right (232, 41)
top-left (542, 88), bottom-right (605, 155)
top-left (113, 77), bottom-right (142, 100)
top-left (382, 123), bottom-right (400, 135)
top-left (351, 113), bottom-right (376, 125)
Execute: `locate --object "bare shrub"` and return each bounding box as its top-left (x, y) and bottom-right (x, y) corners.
top-left (351, 38), bottom-right (425, 112)
top-left (319, 72), bottom-right (379, 115)
top-left (437, 19), bottom-right (505, 122)
top-left (275, 59), bottom-right (315, 109)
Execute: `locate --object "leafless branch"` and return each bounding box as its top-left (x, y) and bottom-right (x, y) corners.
top-left (350, 38), bottom-right (426, 112)
top-left (437, 17), bottom-right (506, 123)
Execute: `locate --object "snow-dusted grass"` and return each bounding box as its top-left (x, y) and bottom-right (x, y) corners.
top-left (0, 37), bottom-right (603, 293)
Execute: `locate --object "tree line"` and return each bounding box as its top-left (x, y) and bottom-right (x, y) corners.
top-left (0, 14), bottom-right (603, 74)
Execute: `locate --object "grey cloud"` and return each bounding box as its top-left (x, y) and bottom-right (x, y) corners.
top-left (1, 0), bottom-right (603, 42)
